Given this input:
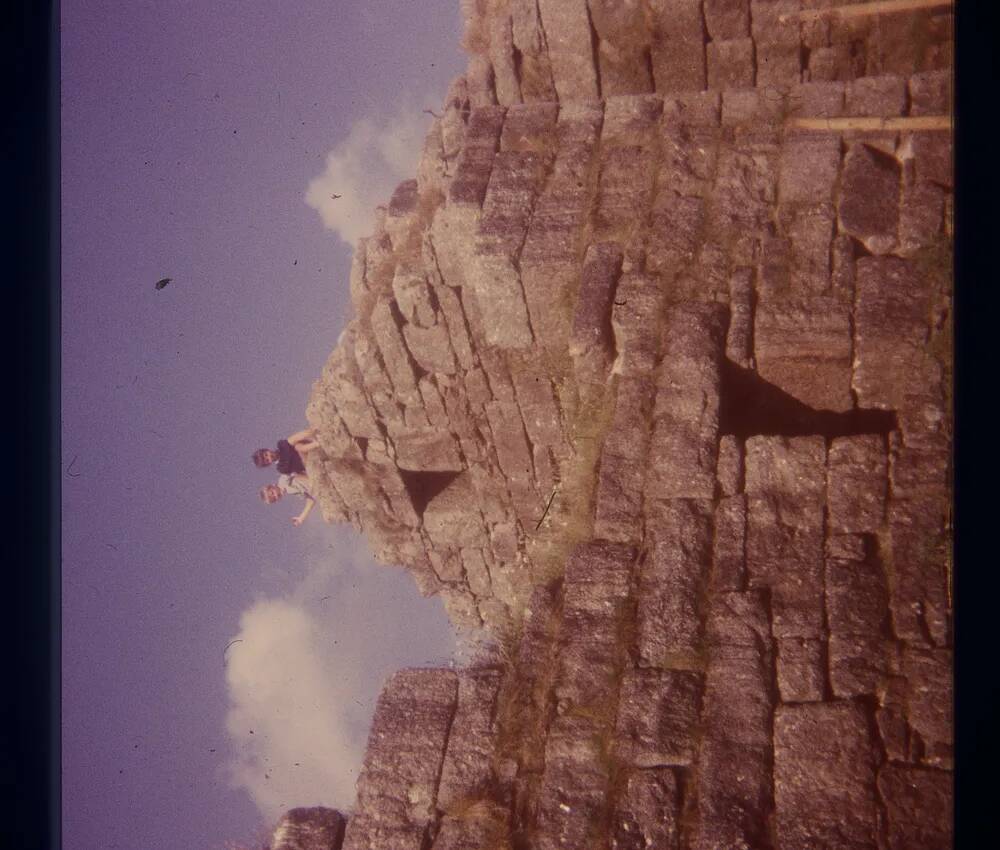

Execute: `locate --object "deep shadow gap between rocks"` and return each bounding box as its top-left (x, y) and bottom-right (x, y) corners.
top-left (719, 360), bottom-right (897, 439)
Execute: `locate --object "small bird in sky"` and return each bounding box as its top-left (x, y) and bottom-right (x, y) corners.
top-left (330, 193), bottom-right (342, 200)
top-left (155, 277), bottom-right (172, 290)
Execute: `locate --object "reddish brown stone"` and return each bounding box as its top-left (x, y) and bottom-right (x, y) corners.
top-left (831, 232), bottom-right (855, 299)
top-left (342, 818), bottom-right (423, 850)
top-left (499, 101), bottom-right (558, 152)
top-left (876, 675), bottom-right (910, 761)
top-left (439, 585), bottom-right (484, 632)
top-left (615, 668), bottom-right (703, 767)
top-left (610, 274), bottom-right (663, 375)
top-left (711, 494), bottom-right (746, 593)
top-left (345, 669), bottom-right (457, 850)
top-left (826, 557), bottom-right (889, 636)
top-left (433, 285), bottom-right (476, 370)
top-left (432, 813), bottom-right (509, 850)
top-left (484, 400), bottom-right (534, 488)
top-left (721, 87), bottom-right (786, 127)
top-left (750, 0), bottom-right (799, 47)
top-left (393, 429), bottom-right (464, 474)
top-left (716, 435), bottom-right (744, 497)
top-left (602, 376), bottom-right (655, 461)
top-left (559, 541), bottom-right (635, 703)
top-left (902, 646), bottom-right (953, 767)
top-left (773, 702), bottom-right (878, 850)
top-left (846, 75), bottom-right (908, 116)
top-left (808, 44), bottom-right (853, 82)
top-left (510, 0), bottom-right (557, 101)
top-left (602, 95), bottom-right (664, 148)
top-left (705, 589), bottom-right (770, 649)
top-left (437, 669), bottom-right (502, 808)
top-left (535, 713), bottom-right (612, 850)
top-left (782, 202), bottom-right (835, 293)
top-left (887, 496), bottom-right (951, 646)
top-left (646, 193), bottom-right (705, 269)
top-left (776, 638), bottom-right (825, 703)
top-left (746, 436), bottom-right (826, 638)
top-left (826, 533), bottom-right (868, 561)
top-left (656, 127), bottom-right (718, 200)
top-left (591, 13), bottom-right (654, 96)
top-left (662, 90), bottom-right (722, 128)
top-left (488, 519), bottom-right (518, 564)
top-left (370, 298), bottom-right (421, 405)
top-left (756, 42), bottom-right (801, 87)
top-left (725, 267), bottom-right (754, 367)
top-left (594, 453), bottom-right (646, 543)
top-left (754, 297), bottom-right (853, 411)
top-left (704, 0), bottom-right (750, 40)
top-left (447, 106), bottom-right (505, 209)
top-left (486, 14), bottom-right (521, 106)
top-left (707, 39), bottom-right (755, 90)
top-left (570, 242), bottom-right (624, 377)
top-left (890, 445), bottom-right (949, 501)
top-left (465, 55), bottom-right (497, 108)
top-left (648, 0), bottom-right (707, 92)
top-left (610, 768), bottom-right (680, 850)
top-left (594, 145), bottom-right (658, 238)
top-left (878, 764), bottom-right (953, 850)
top-left (694, 598), bottom-right (773, 850)
top-left (899, 181), bottom-right (946, 255)
top-left (745, 434), bottom-right (826, 502)
top-left (710, 146), bottom-right (777, 261)
top-left (460, 548), bottom-right (492, 597)
top-left (829, 633), bottom-right (889, 698)
top-left (788, 80), bottom-right (846, 117)
top-left (853, 256), bottom-right (936, 409)
top-left (909, 70), bottom-right (952, 116)
top-left (827, 435), bottom-right (888, 533)
top-left (536, 0), bottom-right (599, 101)
top-left (637, 499), bottom-right (713, 665)
top-left (269, 808), bottom-right (346, 850)
top-left (645, 303), bottom-right (726, 501)
top-left (778, 134), bottom-right (841, 206)
top-left (512, 371), bottom-right (562, 449)
top-left (838, 144), bottom-right (902, 255)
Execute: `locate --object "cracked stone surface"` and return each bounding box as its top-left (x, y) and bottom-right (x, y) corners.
top-left (270, 2), bottom-right (953, 847)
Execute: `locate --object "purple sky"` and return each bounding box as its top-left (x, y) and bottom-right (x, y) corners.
top-left (61, 3), bottom-right (467, 847)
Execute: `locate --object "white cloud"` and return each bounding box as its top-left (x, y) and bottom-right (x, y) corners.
top-left (304, 103), bottom-right (433, 246)
top-left (224, 599), bottom-right (362, 818)
top-left (223, 525), bottom-right (458, 822)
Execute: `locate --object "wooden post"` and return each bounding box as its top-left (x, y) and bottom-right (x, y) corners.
top-left (787, 115), bottom-right (952, 132)
top-left (779, 0), bottom-right (953, 25)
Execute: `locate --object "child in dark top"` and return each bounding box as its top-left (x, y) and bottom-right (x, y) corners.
top-left (253, 428), bottom-right (321, 475)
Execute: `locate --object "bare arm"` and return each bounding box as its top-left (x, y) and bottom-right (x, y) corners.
top-left (286, 428), bottom-right (317, 446)
top-left (292, 497), bottom-right (315, 527)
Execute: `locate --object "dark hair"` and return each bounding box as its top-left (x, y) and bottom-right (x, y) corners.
top-left (259, 484), bottom-right (281, 502)
top-left (252, 448), bottom-right (273, 468)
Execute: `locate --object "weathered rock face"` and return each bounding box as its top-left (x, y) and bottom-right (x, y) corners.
top-left (279, 2), bottom-right (952, 848)
top-left (267, 807), bottom-right (346, 850)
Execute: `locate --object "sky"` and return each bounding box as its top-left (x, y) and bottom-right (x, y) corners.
top-left (61, 2), bottom-right (468, 847)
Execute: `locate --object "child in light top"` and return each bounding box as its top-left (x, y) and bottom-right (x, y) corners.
top-left (259, 472), bottom-right (315, 527)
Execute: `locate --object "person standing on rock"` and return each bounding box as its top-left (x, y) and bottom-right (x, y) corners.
top-left (259, 472), bottom-right (316, 527)
top-left (253, 428), bottom-right (321, 475)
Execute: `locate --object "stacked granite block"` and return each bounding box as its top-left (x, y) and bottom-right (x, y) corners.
top-left (273, 2), bottom-right (953, 847)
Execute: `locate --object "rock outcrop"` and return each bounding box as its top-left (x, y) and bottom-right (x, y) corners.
top-left (285, 1), bottom-right (953, 847)
top-left (266, 807), bottom-right (346, 850)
